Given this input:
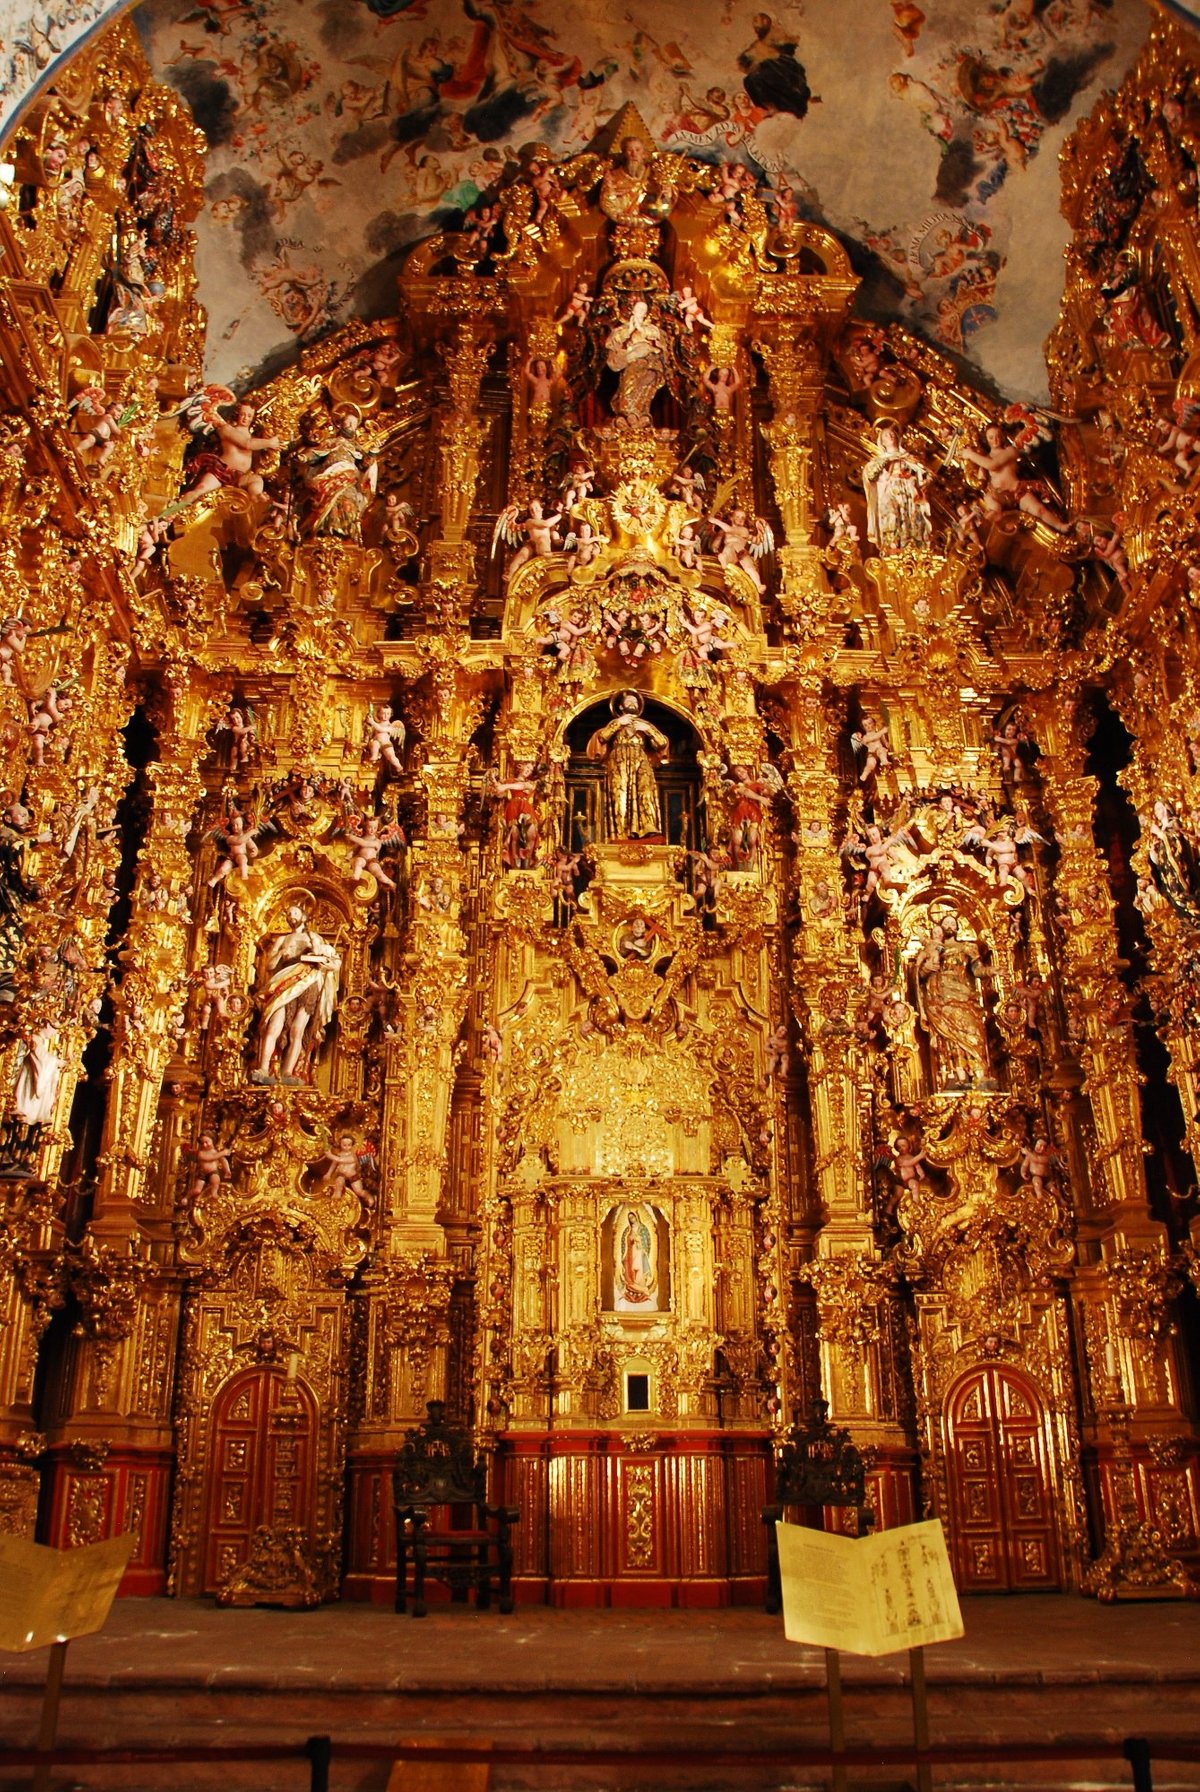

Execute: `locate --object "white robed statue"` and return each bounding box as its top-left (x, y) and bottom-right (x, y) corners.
top-left (252, 902), bottom-right (341, 1084)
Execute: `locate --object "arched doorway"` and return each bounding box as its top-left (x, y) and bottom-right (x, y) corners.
top-left (200, 1367), bottom-right (319, 1595)
top-left (943, 1364), bottom-right (1062, 1592)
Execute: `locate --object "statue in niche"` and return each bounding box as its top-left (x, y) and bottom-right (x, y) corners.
top-left (604, 299), bottom-right (670, 428)
top-left (586, 691), bottom-right (669, 840)
top-left (3, 1020), bottom-right (62, 1169)
top-left (863, 422), bottom-right (932, 556)
top-left (914, 913), bottom-right (993, 1090)
top-left (293, 406), bottom-right (378, 541)
top-left (599, 135), bottom-right (660, 224)
top-left (614, 1202), bottom-right (662, 1312)
top-left (250, 901), bottom-right (341, 1085)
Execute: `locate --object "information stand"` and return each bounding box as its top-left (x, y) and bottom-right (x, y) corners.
top-left (776, 1517), bottom-right (963, 1792)
top-left (0, 1533), bottom-right (135, 1792)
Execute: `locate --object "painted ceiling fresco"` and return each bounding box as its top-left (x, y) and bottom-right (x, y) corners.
top-left (130, 0), bottom-right (1150, 400)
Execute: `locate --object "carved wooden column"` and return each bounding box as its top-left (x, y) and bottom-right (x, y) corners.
top-left (1032, 687), bottom-right (1200, 1594)
top-left (781, 667), bottom-right (916, 1526)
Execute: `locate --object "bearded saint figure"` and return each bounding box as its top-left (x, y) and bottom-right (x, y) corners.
top-left (586, 691), bottom-right (669, 840)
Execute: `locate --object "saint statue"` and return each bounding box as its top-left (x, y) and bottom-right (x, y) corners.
top-left (586, 691), bottom-right (669, 840)
top-left (914, 914), bottom-right (991, 1090)
top-left (863, 423), bottom-right (932, 557)
top-left (251, 901), bottom-right (341, 1084)
top-left (605, 300), bottom-right (670, 428)
top-left (293, 406), bottom-right (378, 542)
top-left (599, 135), bottom-right (659, 223)
top-left (1146, 798), bottom-right (1200, 924)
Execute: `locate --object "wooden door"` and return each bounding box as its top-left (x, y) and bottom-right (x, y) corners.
top-left (943, 1365), bottom-right (1061, 1592)
top-left (201, 1367), bottom-right (318, 1593)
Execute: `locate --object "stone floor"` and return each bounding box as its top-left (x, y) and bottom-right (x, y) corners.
top-left (1, 1596), bottom-right (1199, 1790)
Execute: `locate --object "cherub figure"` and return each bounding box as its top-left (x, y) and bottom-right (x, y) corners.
top-left (188, 1132), bottom-right (232, 1200)
top-left (136, 504), bottom-right (172, 567)
top-left (980, 815), bottom-right (1043, 891)
top-left (28, 685), bottom-right (73, 766)
top-left (364, 703), bottom-right (406, 777)
top-left (492, 498), bottom-right (564, 576)
top-left (563, 520), bottom-right (606, 569)
top-left (557, 280), bottom-right (593, 327)
top-left (555, 848), bottom-right (585, 906)
top-left (708, 506), bottom-right (773, 591)
top-left (956, 422), bottom-right (1071, 533)
top-left (1010, 971), bottom-right (1044, 1035)
top-left (207, 809), bottom-right (274, 888)
top-left (344, 809), bottom-right (406, 889)
top-left (992, 718), bottom-right (1029, 783)
top-left (562, 459), bottom-right (597, 507)
top-left (683, 848), bottom-right (718, 910)
top-left (1156, 396), bottom-right (1200, 478)
top-left (668, 463), bottom-right (707, 507)
top-left (762, 1021), bottom-right (789, 1083)
top-left (528, 157), bottom-right (559, 227)
top-left (852, 714), bottom-right (890, 784)
top-left (180, 397), bottom-right (281, 504)
top-left (315, 1132), bottom-right (376, 1200)
top-left (681, 600), bottom-right (728, 666)
top-left (216, 703), bottom-right (257, 768)
top-left (0, 617), bottom-right (28, 686)
top-left (69, 386), bottom-right (128, 464)
top-left (674, 521), bottom-right (701, 569)
top-left (539, 606), bottom-right (591, 668)
top-left (674, 283), bottom-right (713, 333)
top-left (891, 1135), bottom-right (927, 1189)
top-left (1075, 519), bottom-right (1132, 594)
top-left (140, 869), bottom-right (172, 913)
top-left (197, 962), bottom-right (235, 1029)
top-left (767, 178), bottom-right (800, 226)
top-left (847, 821), bottom-right (915, 900)
top-left (857, 972), bottom-right (890, 1043)
top-left (826, 502), bottom-right (859, 545)
top-left (1019, 1135), bottom-right (1058, 1199)
top-left (954, 499), bottom-right (988, 554)
top-left (483, 1022), bottom-right (503, 1066)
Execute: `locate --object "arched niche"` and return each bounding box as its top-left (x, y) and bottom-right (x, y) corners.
top-left (562, 691), bottom-right (706, 853)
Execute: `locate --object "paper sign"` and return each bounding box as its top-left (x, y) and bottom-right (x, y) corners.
top-left (777, 1518), bottom-right (963, 1657)
top-left (0, 1533), bottom-right (135, 1653)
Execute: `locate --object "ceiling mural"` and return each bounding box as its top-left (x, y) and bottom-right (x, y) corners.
top-left (130, 0), bottom-right (1148, 399)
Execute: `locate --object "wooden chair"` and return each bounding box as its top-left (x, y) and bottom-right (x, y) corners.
top-left (762, 1397), bottom-right (875, 1613)
top-left (392, 1401), bottom-right (517, 1618)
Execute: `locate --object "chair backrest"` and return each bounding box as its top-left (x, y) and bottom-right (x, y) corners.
top-left (392, 1400), bottom-right (487, 1507)
top-left (772, 1398), bottom-right (872, 1516)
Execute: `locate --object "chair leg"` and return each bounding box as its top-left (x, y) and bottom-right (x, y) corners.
top-left (413, 1539), bottom-right (428, 1618)
top-left (498, 1539), bottom-right (514, 1614)
top-left (477, 1537), bottom-right (491, 1611)
top-left (395, 1536), bottom-right (407, 1614)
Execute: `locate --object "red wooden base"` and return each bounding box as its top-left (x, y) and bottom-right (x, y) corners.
top-left (346, 1430), bottom-right (774, 1607)
top-left (41, 1445), bottom-right (173, 1595)
top-left (499, 1430), bottom-right (771, 1604)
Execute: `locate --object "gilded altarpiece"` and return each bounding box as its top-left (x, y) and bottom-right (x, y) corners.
top-left (0, 20), bottom-right (1197, 1609)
